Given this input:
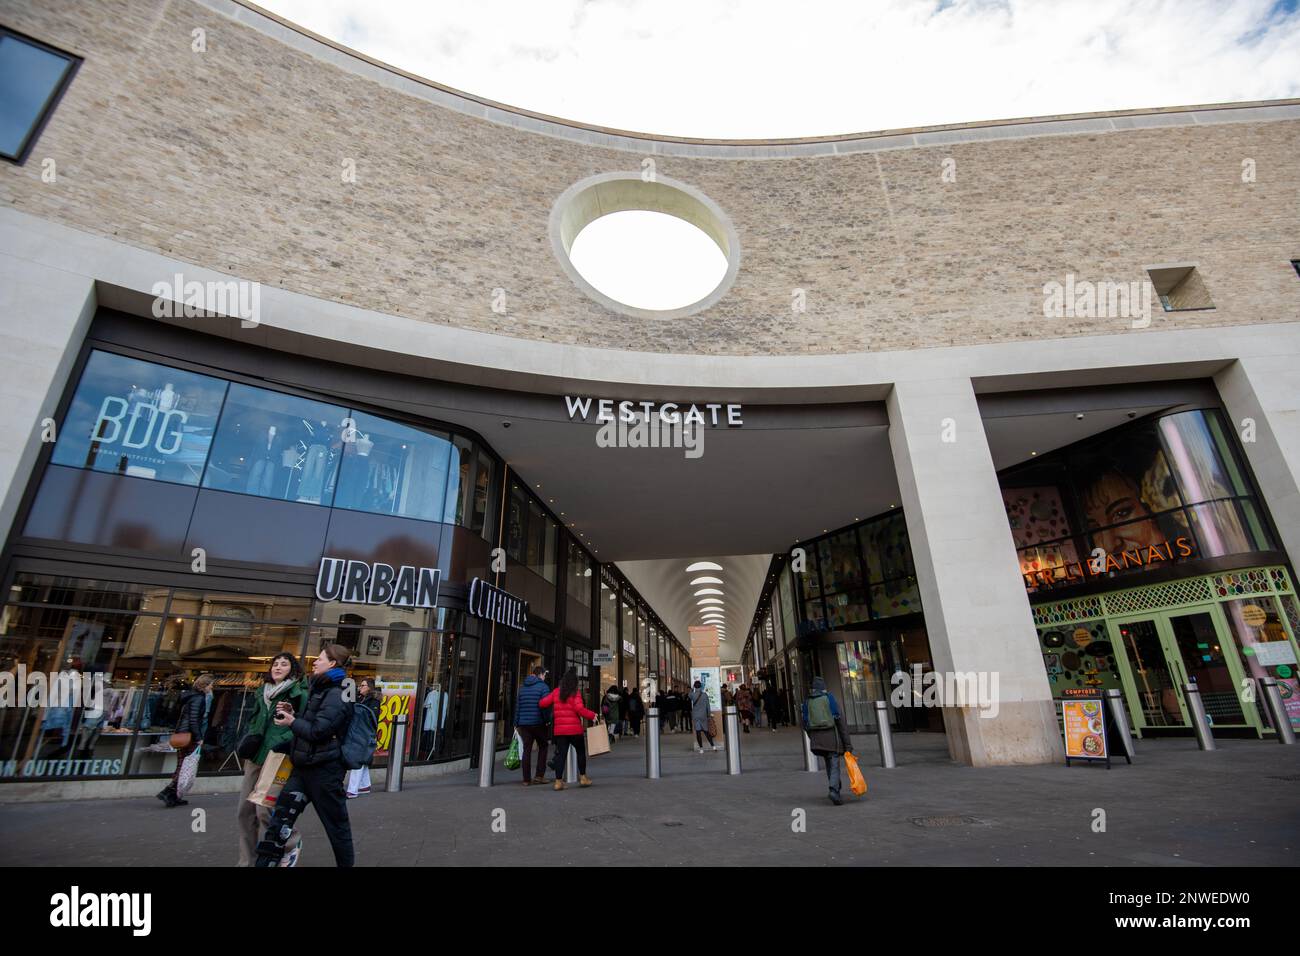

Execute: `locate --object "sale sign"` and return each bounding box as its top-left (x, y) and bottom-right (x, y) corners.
top-left (373, 680), bottom-right (417, 758)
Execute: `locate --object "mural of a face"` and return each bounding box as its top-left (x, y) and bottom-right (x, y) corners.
top-left (1082, 471), bottom-right (1166, 555)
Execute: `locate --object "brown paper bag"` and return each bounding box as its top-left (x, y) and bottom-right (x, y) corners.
top-left (248, 752), bottom-right (293, 808)
top-left (586, 722), bottom-right (611, 757)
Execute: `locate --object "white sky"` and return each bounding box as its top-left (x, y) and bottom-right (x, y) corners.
top-left (261, 0), bottom-right (1300, 139)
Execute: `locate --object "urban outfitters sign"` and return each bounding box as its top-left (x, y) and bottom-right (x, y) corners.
top-left (315, 557), bottom-right (441, 609)
top-left (467, 577), bottom-right (528, 631)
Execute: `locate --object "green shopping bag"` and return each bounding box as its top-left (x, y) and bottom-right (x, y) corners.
top-left (504, 730), bottom-right (522, 770)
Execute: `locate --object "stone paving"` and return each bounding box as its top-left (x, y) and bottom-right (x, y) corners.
top-left (1, 726), bottom-right (1297, 866)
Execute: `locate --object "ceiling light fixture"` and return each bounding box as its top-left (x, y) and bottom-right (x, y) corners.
top-left (685, 561), bottom-right (723, 573)
top-left (698, 598), bottom-right (723, 606)
top-left (690, 576), bottom-right (723, 586)
top-left (694, 588), bottom-right (724, 597)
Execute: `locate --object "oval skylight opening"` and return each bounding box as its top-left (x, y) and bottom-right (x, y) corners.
top-left (568, 211), bottom-right (728, 313)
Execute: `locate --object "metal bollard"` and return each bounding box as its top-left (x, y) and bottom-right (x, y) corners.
top-left (1103, 689), bottom-right (1136, 760)
top-left (802, 730), bottom-right (821, 773)
top-left (1183, 683), bottom-right (1216, 751)
top-left (1260, 678), bottom-right (1297, 745)
top-left (646, 707), bottom-right (661, 779)
top-left (873, 700), bottom-right (896, 769)
top-left (386, 713), bottom-right (407, 792)
top-left (565, 741), bottom-right (579, 784)
top-left (723, 705), bottom-right (742, 775)
top-left (477, 712), bottom-right (497, 788)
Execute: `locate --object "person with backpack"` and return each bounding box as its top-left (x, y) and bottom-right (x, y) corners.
top-left (762, 683), bottom-right (780, 732)
top-left (514, 665), bottom-right (551, 786)
top-left (689, 680), bottom-right (718, 753)
top-left (539, 668), bottom-right (597, 790)
top-left (801, 676), bottom-right (855, 806)
top-left (236, 652), bottom-right (307, 865)
top-left (346, 677), bottom-right (383, 798)
top-left (626, 687), bottom-right (645, 737)
top-left (256, 644), bottom-right (358, 867)
top-left (157, 672), bottom-right (214, 809)
top-left (601, 685), bottom-right (622, 745)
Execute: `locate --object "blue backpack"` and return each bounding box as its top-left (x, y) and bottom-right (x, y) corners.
top-left (341, 700), bottom-right (378, 770)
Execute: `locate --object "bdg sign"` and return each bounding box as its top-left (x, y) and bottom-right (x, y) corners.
top-left (315, 557), bottom-right (441, 609)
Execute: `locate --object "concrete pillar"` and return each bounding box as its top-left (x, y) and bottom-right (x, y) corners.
top-left (1214, 357), bottom-right (1300, 567)
top-left (0, 250), bottom-right (96, 546)
top-left (887, 378), bottom-right (1062, 766)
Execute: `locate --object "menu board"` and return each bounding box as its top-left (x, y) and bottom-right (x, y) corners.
top-left (1063, 699), bottom-right (1108, 762)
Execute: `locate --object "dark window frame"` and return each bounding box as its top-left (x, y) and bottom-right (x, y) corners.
top-left (0, 26), bottom-right (81, 165)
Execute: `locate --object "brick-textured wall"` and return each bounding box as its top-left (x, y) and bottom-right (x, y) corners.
top-left (2, 0), bottom-right (1298, 356)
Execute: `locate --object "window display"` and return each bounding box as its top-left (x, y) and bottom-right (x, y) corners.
top-left (51, 350), bottom-right (226, 485)
top-left (333, 412), bottom-right (453, 522)
top-left (202, 384), bottom-right (348, 504)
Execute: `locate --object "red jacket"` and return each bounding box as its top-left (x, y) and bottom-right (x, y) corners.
top-left (539, 688), bottom-right (596, 736)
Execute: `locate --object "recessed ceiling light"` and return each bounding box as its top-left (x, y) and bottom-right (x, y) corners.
top-left (690, 576), bottom-right (723, 586)
top-left (685, 561), bottom-right (723, 573)
top-left (698, 598), bottom-right (723, 606)
top-left (694, 588), bottom-right (724, 597)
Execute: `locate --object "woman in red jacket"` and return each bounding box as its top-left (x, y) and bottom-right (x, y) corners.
top-left (539, 668), bottom-right (597, 790)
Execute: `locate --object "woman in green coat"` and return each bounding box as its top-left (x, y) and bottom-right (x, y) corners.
top-left (236, 652), bottom-right (308, 866)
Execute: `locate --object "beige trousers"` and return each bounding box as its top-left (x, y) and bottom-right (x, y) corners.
top-left (236, 759), bottom-right (272, 867)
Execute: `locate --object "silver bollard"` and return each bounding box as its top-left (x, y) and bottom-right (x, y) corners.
top-left (386, 713), bottom-right (407, 792)
top-left (1260, 678), bottom-right (1297, 745)
top-left (565, 740), bottom-right (579, 784)
top-left (873, 700), bottom-right (896, 769)
top-left (802, 730), bottom-right (821, 773)
top-left (477, 711), bottom-right (497, 788)
top-left (1184, 683), bottom-right (1216, 751)
top-left (1104, 689), bottom-right (1136, 760)
top-left (646, 707), bottom-right (662, 779)
top-left (724, 705), bottom-right (742, 775)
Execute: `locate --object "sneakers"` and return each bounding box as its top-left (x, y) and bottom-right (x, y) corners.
top-left (579, 774), bottom-right (592, 788)
top-left (711, 744), bottom-right (720, 751)
top-left (346, 792), bottom-right (359, 799)
top-left (280, 836), bottom-right (301, 867)
top-left (553, 779), bottom-right (565, 791)
top-left (695, 746), bottom-right (703, 754)
top-left (829, 791), bottom-right (844, 806)
top-left (520, 780), bottom-right (531, 787)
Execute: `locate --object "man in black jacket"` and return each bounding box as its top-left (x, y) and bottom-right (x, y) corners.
top-left (256, 644), bottom-right (355, 867)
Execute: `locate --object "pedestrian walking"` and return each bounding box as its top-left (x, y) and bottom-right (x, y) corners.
top-left (626, 686), bottom-right (645, 737)
top-left (689, 680), bottom-right (718, 753)
top-left (736, 684), bottom-right (754, 733)
top-left (157, 673), bottom-right (214, 808)
top-left (255, 644), bottom-right (356, 867)
top-left (235, 652), bottom-right (307, 865)
top-left (618, 685), bottom-right (631, 736)
top-left (540, 668), bottom-right (597, 790)
top-left (753, 689), bottom-right (764, 729)
top-left (601, 685), bottom-right (623, 744)
top-left (801, 676), bottom-right (854, 806)
top-left (346, 677), bottom-right (383, 798)
top-left (514, 665), bottom-right (552, 786)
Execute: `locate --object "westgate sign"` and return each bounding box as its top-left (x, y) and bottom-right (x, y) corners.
top-left (564, 395), bottom-right (744, 427)
top-left (315, 557), bottom-right (441, 609)
top-left (467, 577), bottom-right (528, 630)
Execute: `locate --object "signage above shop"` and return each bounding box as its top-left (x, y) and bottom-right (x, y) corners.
top-left (564, 395), bottom-right (743, 427)
top-left (467, 577), bottom-right (528, 631)
top-left (315, 557), bottom-right (441, 609)
top-left (1021, 537), bottom-right (1194, 590)
top-left (593, 650), bottom-right (615, 666)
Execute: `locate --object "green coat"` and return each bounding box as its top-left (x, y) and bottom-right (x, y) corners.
top-left (245, 678), bottom-right (309, 765)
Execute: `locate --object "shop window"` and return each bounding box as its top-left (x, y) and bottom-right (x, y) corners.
top-left (0, 28), bottom-right (78, 163)
top-left (1146, 264), bottom-right (1214, 311)
top-left (471, 449), bottom-right (494, 537)
top-left (51, 351), bottom-right (227, 486)
top-left (202, 384), bottom-right (347, 505)
top-left (8, 573), bottom-right (163, 614)
top-left (506, 485), bottom-right (527, 562)
top-left (333, 411), bottom-right (452, 522)
top-left (443, 436), bottom-right (474, 527)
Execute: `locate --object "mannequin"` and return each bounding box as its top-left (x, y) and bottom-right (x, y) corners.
top-left (246, 425), bottom-right (280, 496)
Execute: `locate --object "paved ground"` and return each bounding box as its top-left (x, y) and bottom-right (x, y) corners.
top-left (2, 726), bottom-right (1298, 866)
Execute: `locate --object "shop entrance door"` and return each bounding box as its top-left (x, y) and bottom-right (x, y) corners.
top-left (1109, 606), bottom-right (1259, 734)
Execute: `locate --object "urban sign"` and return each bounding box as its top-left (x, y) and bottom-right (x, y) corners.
top-left (315, 557), bottom-right (441, 609)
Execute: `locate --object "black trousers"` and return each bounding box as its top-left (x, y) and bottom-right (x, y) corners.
top-left (552, 733), bottom-right (587, 775)
top-left (268, 760), bottom-right (354, 867)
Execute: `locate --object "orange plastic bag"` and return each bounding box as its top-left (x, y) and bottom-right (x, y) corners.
top-left (843, 751), bottom-right (867, 797)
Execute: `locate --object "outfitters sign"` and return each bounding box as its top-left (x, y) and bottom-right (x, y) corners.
top-left (466, 577), bottom-right (528, 630)
top-left (315, 557), bottom-right (441, 609)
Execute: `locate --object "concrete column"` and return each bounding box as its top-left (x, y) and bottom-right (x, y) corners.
top-left (0, 250), bottom-right (96, 545)
top-left (1214, 357), bottom-right (1300, 567)
top-left (887, 378), bottom-right (1062, 766)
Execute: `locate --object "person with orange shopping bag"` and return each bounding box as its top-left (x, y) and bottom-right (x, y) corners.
top-left (800, 676), bottom-right (856, 806)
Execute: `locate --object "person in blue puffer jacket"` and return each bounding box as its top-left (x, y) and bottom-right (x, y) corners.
top-left (515, 666), bottom-right (551, 786)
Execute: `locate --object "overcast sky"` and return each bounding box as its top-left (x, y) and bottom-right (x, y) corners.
top-left (261, 0), bottom-right (1300, 139)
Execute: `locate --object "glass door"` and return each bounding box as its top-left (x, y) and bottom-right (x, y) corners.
top-left (1165, 608), bottom-right (1253, 729)
top-left (835, 641), bottom-right (886, 733)
top-left (1110, 617), bottom-right (1187, 730)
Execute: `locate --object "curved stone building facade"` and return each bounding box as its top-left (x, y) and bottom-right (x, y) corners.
top-left (1, 0), bottom-right (1299, 794)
